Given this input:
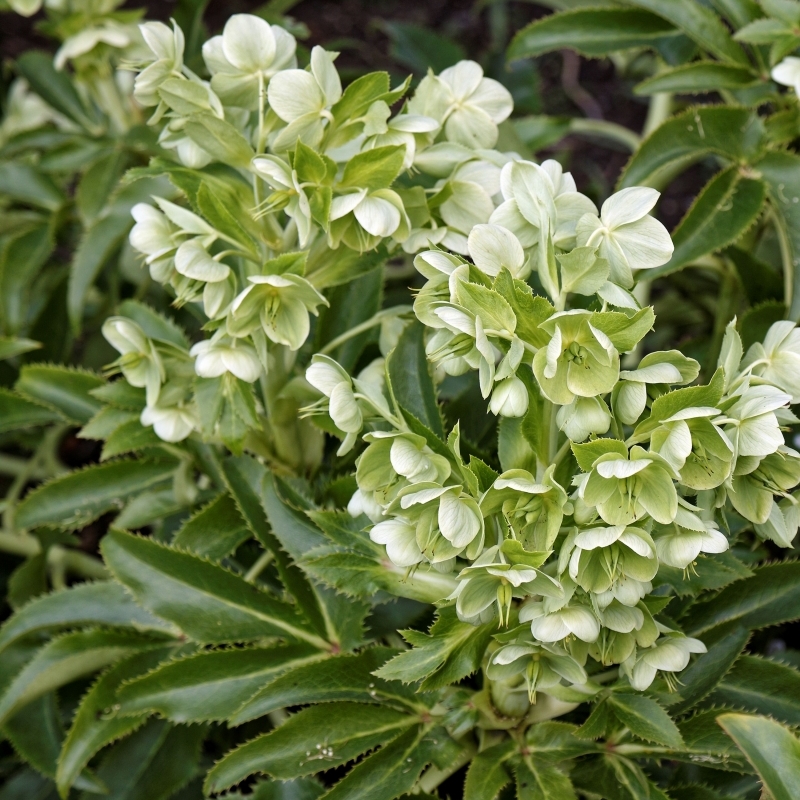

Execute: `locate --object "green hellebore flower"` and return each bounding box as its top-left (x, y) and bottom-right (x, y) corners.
top-left (521, 600), bottom-right (601, 644)
top-left (581, 446), bottom-right (678, 526)
top-left (481, 467), bottom-right (570, 550)
top-left (650, 407), bottom-right (733, 491)
top-left (228, 273), bottom-right (328, 350)
top-left (556, 396), bottom-right (611, 443)
top-left (533, 310), bottom-right (619, 405)
top-left (622, 630), bottom-right (706, 691)
top-left (559, 525), bottom-right (658, 597)
top-left (103, 317), bottom-right (165, 407)
top-left (754, 496), bottom-right (800, 548)
top-left (487, 638), bottom-right (587, 701)
top-left (719, 385), bottom-right (791, 462)
top-left (729, 446), bottom-right (800, 525)
top-left (742, 320), bottom-right (800, 402)
top-left (369, 518), bottom-right (424, 568)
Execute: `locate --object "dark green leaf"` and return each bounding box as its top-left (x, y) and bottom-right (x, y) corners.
top-left (15, 364), bottom-right (104, 425)
top-left (635, 62), bottom-right (759, 95)
top-left (0, 581), bottom-right (175, 655)
top-left (515, 759), bottom-right (576, 800)
top-left (718, 713), bottom-right (800, 800)
top-left (608, 693), bottom-right (684, 748)
top-left (184, 112), bottom-right (255, 168)
top-left (381, 22), bottom-right (465, 73)
top-left (463, 741), bottom-right (514, 800)
top-left (0, 162), bottom-right (65, 211)
top-left (205, 703), bottom-right (416, 791)
top-left (15, 460), bottom-right (177, 531)
top-left (0, 337), bottom-right (41, 361)
top-left (0, 389), bottom-right (60, 433)
top-left (116, 645), bottom-right (321, 723)
top-left (172, 493), bottom-right (251, 560)
top-left (101, 529), bottom-right (328, 648)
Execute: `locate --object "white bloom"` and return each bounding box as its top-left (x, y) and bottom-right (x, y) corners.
top-left (489, 376), bottom-right (529, 417)
top-left (772, 57), bottom-right (800, 98)
top-left (370, 518), bottom-right (424, 567)
top-left (330, 189), bottom-right (404, 238)
top-left (363, 102), bottom-right (440, 169)
top-left (54, 23), bottom-right (131, 70)
top-left (467, 224), bottom-right (529, 279)
top-left (140, 404), bottom-right (196, 443)
top-left (190, 335), bottom-right (261, 382)
top-left (626, 634), bottom-right (707, 690)
top-left (576, 187), bottom-right (673, 288)
top-left (174, 240), bottom-right (230, 283)
top-left (744, 320), bottom-right (800, 402)
top-left (134, 21), bottom-right (185, 107)
top-left (409, 60), bottom-right (512, 148)
top-left (203, 14), bottom-right (297, 109)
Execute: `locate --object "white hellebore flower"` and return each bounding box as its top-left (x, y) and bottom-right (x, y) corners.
top-left (410, 60), bottom-right (512, 148)
top-left (140, 404), bottom-right (197, 443)
top-left (576, 187), bottom-right (673, 288)
top-left (190, 334), bottom-right (262, 383)
top-left (102, 317), bottom-right (163, 406)
top-left (744, 320), bottom-right (800, 402)
top-left (370, 519), bottom-right (424, 568)
top-left (54, 23), bottom-right (131, 70)
top-left (363, 102), bottom-right (440, 169)
top-left (203, 14), bottom-right (297, 109)
top-left (467, 224), bottom-right (530, 279)
top-left (330, 188), bottom-right (406, 239)
top-left (772, 57), bottom-right (800, 99)
top-left (626, 633), bottom-right (707, 690)
top-left (521, 601), bottom-right (600, 644)
top-left (306, 355), bottom-right (363, 454)
top-left (252, 155), bottom-right (316, 246)
top-left (134, 21), bottom-right (185, 107)
top-left (267, 46), bottom-right (342, 151)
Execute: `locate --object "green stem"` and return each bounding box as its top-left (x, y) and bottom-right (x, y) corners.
top-left (417, 738), bottom-right (477, 793)
top-left (568, 118), bottom-right (641, 153)
top-left (319, 306), bottom-right (412, 355)
top-left (0, 533), bottom-right (108, 581)
top-left (704, 260), bottom-right (741, 379)
top-left (642, 92), bottom-right (673, 138)
top-left (244, 550), bottom-right (274, 582)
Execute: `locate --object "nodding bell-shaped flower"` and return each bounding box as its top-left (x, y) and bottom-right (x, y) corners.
top-left (654, 503), bottom-right (729, 569)
top-left (581, 446), bottom-right (679, 527)
top-left (521, 597), bottom-right (601, 644)
top-left (556, 396), bottom-right (611, 443)
top-left (140, 402), bottom-right (197, 443)
top-left (576, 187), bottom-right (673, 289)
top-left (742, 320), bottom-right (800, 402)
top-left (329, 187), bottom-right (409, 250)
top-left (362, 102), bottom-right (440, 170)
top-left (718, 385), bottom-right (791, 463)
top-left (190, 332), bottom-right (262, 383)
top-left (369, 518), bottom-right (424, 568)
top-left (202, 14), bottom-right (297, 109)
top-left (134, 21), bottom-right (185, 107)
top-left (532, 310), bottom-right (620, 405)
top-left (481, 467), bottom-right (570, 551)
top-left (304, 354), bottom-right (363, 455)
top-left (729, 445), bottom-right (800, 526)
top-left (267, 46), bottom-right (342, 151)
top-left (228, 273), bottom-right (328, 349)
top-left (559, 525), bottom-right (659, 597)
top-left (467, 224), bottom-right (530, 280)
top-left (102, 317), bottom-right (164, 406)
top-left (489, 376), bottom-right (529, 418)
top-left (129, 203), bottom-right (179, 282)
top-left (408, 60), bottom-right (512, 149)
top-left (622, 630), bottom-right (706, 691)
top-left (772, 56), bottom-right (800, 99)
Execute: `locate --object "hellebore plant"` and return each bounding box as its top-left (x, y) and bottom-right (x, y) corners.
top-left (4, 6), bottom-right (800, 800)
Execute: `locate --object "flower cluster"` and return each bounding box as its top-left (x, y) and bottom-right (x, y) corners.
top-left (308, 159), bottom-right (800, 704)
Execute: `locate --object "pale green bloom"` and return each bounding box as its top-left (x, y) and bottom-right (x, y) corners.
top-left (190, 333), bottom-right (262, 383)
top-left (467, 223), bottom-right (530, 279)
top-left (103, 317), bottom-right (164, 406)
top-left (228, 273), bottom-right (328, 349)
top-left (362, 104), bottom-right (440, 169)
top-left (140, 402), bottom-right (197, 443)
top-left (556, 396), bottom-right (611, 443)
top-left (369, 518), bottom-right (424, 567)
top-left (729, 446), bottom-right (800, 525)
top-left (581, 446), bottom-right (678, 526)
top-left (521, 598), bottom-right (601, 644)
top-left (203, 14), bottom-right (297, 109)
top-left (623, 630), bottom-right (706, 690)
top-left (742, 320), bottom-right (800, 402)
top-left (134, 21), bottom-right (185, 107)
top-left (533, 310), bottom-right (619, 405)
top-left (654, 505), bottom-right (729, 569)
top-left (576, 187), bottom-right (673, 288)
top-left (329, 188), bottom-right (409, 249)
top-left (718, 385), bottom-right (790, 462)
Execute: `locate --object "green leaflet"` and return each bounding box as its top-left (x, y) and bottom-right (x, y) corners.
top-left (15, 364), bottom-right (104, 425)
top-left (620, 107), bottom-right (765, 189)
top-left (635, 62), bottom-right (759, 95)
top-left (0, 337), bottom-right (41, 361)
top-left (684, 561), bottom-right (800, 638)
top-left (375, 606), bottom-right (495, 691)
top-left (14, 460), bottom-right (178, 531)
top-left (56, 646), bottom-right (176, 797)
top-left (607, 693), bottom-right (684, 749)
top-left (718, 713), bottom-right (800, 800)
top-left (79, 718), bottom-right (205, 800)
top-left (101, 528), bottom-right (330, 649)
top-left (387, 320), bottom-right (445, 439)
top-left (0, 629), bottom-right (161, 727)
top-left (648, 166), bottom-right (766, 279)
top-left (116, 644), bottom-right (323, 723)
top-left (0, 388), bottom-right (61, 434)
top-left (205, 703), bottom-right (417, 791)
top-left (183, 111), bottom-right (255, 168)
top-left (705, 655), bottom-right (800, 725)
top-left (0, 581), bottom-right (176, 655)
top-left (172, 493), bottom-right (251, 560)
top-left (508, 9), bottom-right (678, 60)
top-left (228, 648), bottom-right (420, 726)
top-left (463, 741), bottom-right (515, 800)
top-left (515, 759), bottom-right (577, 800)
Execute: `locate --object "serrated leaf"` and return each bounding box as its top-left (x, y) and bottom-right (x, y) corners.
top-left (608, 693), bottom-right (684, 749)
top-left (101, 529), bottom-right (328, 649)
top-left (101, 418), bottom-right (163, 460)
top-left (184, 111), bottom-right (255, 168)
top-left (620, 107), bottom-right (765, 189)
top-left (387, 320), bottom-right (444, 439)
top-left (229, 648), bottom-right (420, 726)
top-left (375, 606), bottom-right (494, 690)
top-left (718, 713), bottom-right (800, 800)
top-left (116, 645), bottom-right (322, 723)
top-left (116, 299), bottom-right (189, 348)
top-left (0, 581), bottom-right (176, 655)
top-left (684, 561), bottom-right (800, 637)
top-left (15, 460), bottom-right (177, 531)
top-left (15, 364), bottom-right (104, 424)
top-left (0, 388), bottom-right (61, 433)
top-left (463, 741), bottom-right (514, 800)
top-left (508, 9), bottom-right (678, 60)
top-left (648, 166), bottom-right (766, 279)
top-left (172, 493), bottom-right (251, 560)
top-left (515, 759), bottom-right (576, 800)
top-left (705, 655), bottom-right (800, 725)
top-left (635, 62), bottom-right (759, 95)
top-left (82, 718), bottom-right (204, 800)
top-left (0, 629), bottom-right (160, 727)
top-left (648, 367), bottom-right (725, 425)
top-left (571, 438), bottom-right (628, 472)
top-left (57, 647), bottom-right (176, 797)
top-left (0, 336), bottom-right (41, 361)
top-left (205, 703), bottom-right (416, 791)
top-left (677, 708), bottom-right (749, 766)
